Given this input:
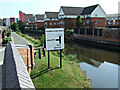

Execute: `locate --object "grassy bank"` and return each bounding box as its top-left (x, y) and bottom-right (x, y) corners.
top-left (16, 32), bottom-right (91, 88)
top-left (16, 31), bottom-right (42, 47)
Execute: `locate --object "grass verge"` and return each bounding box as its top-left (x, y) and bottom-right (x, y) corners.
top-left (16, 32), bottom-right (91, 88)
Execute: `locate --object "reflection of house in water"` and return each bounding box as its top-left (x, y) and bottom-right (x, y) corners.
top-left (90, 59), bottom-right (101, 68)
top-left (71, 44), bottom-right (119, 67)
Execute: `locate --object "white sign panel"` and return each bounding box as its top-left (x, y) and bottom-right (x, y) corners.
top-left (45, 28), bottom-right (64, 51)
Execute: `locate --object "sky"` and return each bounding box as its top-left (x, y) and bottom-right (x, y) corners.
top-left (0, 0), bottom-right (120, 18)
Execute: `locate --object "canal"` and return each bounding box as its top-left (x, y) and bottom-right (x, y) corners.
top-left (65, 42), bottom-right (119, 88)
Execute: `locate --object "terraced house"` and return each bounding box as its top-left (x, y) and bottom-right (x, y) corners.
top-left (19, 4), bottom-right (106, 30)
top-left (35, 14), bottom-right (44, 29)
top-left (58, 6), bottom-right (84, 29)
top-left (106, 14), bottom-right (120, 28)
top-left (81, 4), bottom-right (106, 28)
top-left (58, 4), bottom-right (106, 29)
top-left (44, 12), bottom-right (59, 28)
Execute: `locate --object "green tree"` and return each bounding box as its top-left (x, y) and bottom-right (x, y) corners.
top-left (11, 22), bottom-right (19, 31)
top-left (3, 21), bottom-right (6, 26)
top-left (18, 20), bottom-right (26, 34)
top-left (76, 15), bottom-right (82, 28)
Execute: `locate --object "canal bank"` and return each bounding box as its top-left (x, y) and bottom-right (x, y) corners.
top-left (65, 42), bottom-right (119, 88)
top-left (74, 37), bottom-right (120, 52)
top-left (15, 32), bottom-right (91, 88)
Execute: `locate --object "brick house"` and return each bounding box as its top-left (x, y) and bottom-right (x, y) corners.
top-left (58, 4), bottom-right (106, 29)
top-left (10, 17), bottom-right (15, 25)
top-left (24, 14), bottom-right (35, 29)
top-left (106, 14), bottom-right (120, 28)
top-left (24, 14), bottom-right (33, 23)
top-left (28, 16), bottom-right (35, 29)
top-left (35, 14), bottom-right (44, 30)
top-left (58, 6), bottom-right (84, 29)
top-left (20, 13), bottom-right (25, 22)
top-left (81, 4), bottom-right (106, 28)
top-left (44, 12), bottom-right (59, 28)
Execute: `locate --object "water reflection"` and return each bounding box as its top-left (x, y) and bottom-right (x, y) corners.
top-left (65, 43), bottom-right (119, 67)
top-left (65, 43), bottom-right (119, 88)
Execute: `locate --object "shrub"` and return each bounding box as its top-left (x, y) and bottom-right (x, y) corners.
top-left (65, 30), bottom-right (73, 37)
top-left (6, 30), bottom-right (11, 37)
top-left (66, 54), bottom-right (78, 63)
top-left (40, 34), bottom-right (45, 45)
top-left (2, 37), bottom-right (11, 44)
top-left (11, 22), bottom-right (19, 31)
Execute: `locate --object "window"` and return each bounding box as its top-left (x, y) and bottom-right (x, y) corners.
top-left (117, 22), bottom-right (119, 25)
top-left (95, 21), bottom-right (98, 24)
top-left (86, 21), bottom-right (90, 24)
top-left (61, 18), bottom-right (63, 20)
top-left (45, 22), bottom-right (47, 25)
top-left (50, 18), bottom-right (52, 20)
top-left (95, 14), bottom-right (97, 17)
top-left (83, 21), bottom-right (85, 24)
top-left (113, 18), bottom-right (115, 20)
top-left (113, 21), bottom-right (115, 25)
top-left (57, 22), bottom-right (59, 25)
top-left (99, 29), bottom-right (103, 36)
top-left (108, 21), bottom-right (111, 25)
top-left (60, 21), bottom-right (64, 26)
top-left (54, 23), bottom-right (56, 25)
top-left (49, 22), bottom-right (53, 25)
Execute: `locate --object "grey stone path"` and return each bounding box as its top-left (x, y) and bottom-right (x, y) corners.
top-left (11, 32), bottom-right (30, 45)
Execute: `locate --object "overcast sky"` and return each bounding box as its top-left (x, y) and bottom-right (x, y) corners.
top-left (0, 0), bottom-right (119, 18)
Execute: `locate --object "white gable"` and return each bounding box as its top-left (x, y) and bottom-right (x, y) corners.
top-left (44, 14), bottom-right (47, 19)
top-left (91, 5), bottom-right (106, 17)
top-left (58, 8), bottom-right (65, 16)
top-left (58, 8), bottom-right (65, 19)
top-left (44, 14), bottom-right (50, 21)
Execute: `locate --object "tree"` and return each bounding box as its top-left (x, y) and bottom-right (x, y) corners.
top-left (3, 21), bottom-right (6, 26)
top-left (76, 15), bottom-right (82, 28)
top-left (18, 20), bottom-right (26, 34)
top-left (11, 22), bottom-right (19, 31)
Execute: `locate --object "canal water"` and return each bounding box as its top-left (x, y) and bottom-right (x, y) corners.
top-left (65, 43), bottom-right (119, 88)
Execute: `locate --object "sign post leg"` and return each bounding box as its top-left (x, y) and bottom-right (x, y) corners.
top-left (60, 49), bottom-right (62, 68)
top-left (48, 50), bottom-right (50, 69)
top-left (39, 49), bottom-right (41, 59)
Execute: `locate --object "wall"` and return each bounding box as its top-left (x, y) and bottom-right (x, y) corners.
top-left (36, 22), bottom-right (44, 29)
top-left (74, 28), bottom-right (120, 42)
top-left (44, 20), bottom-right (59, 28)
top-left (29, 23), bottom-right (35, 29)
top-left (82, 17), bottom-right (105, 28)
top-left (91, 5), bottom-right (106, 17)
top-left (16, 45), bottom-right (35, 74)
top-left (2, 42), bottom-right (35, 88)
top-left (17, 48), bottom-right (31, 73)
